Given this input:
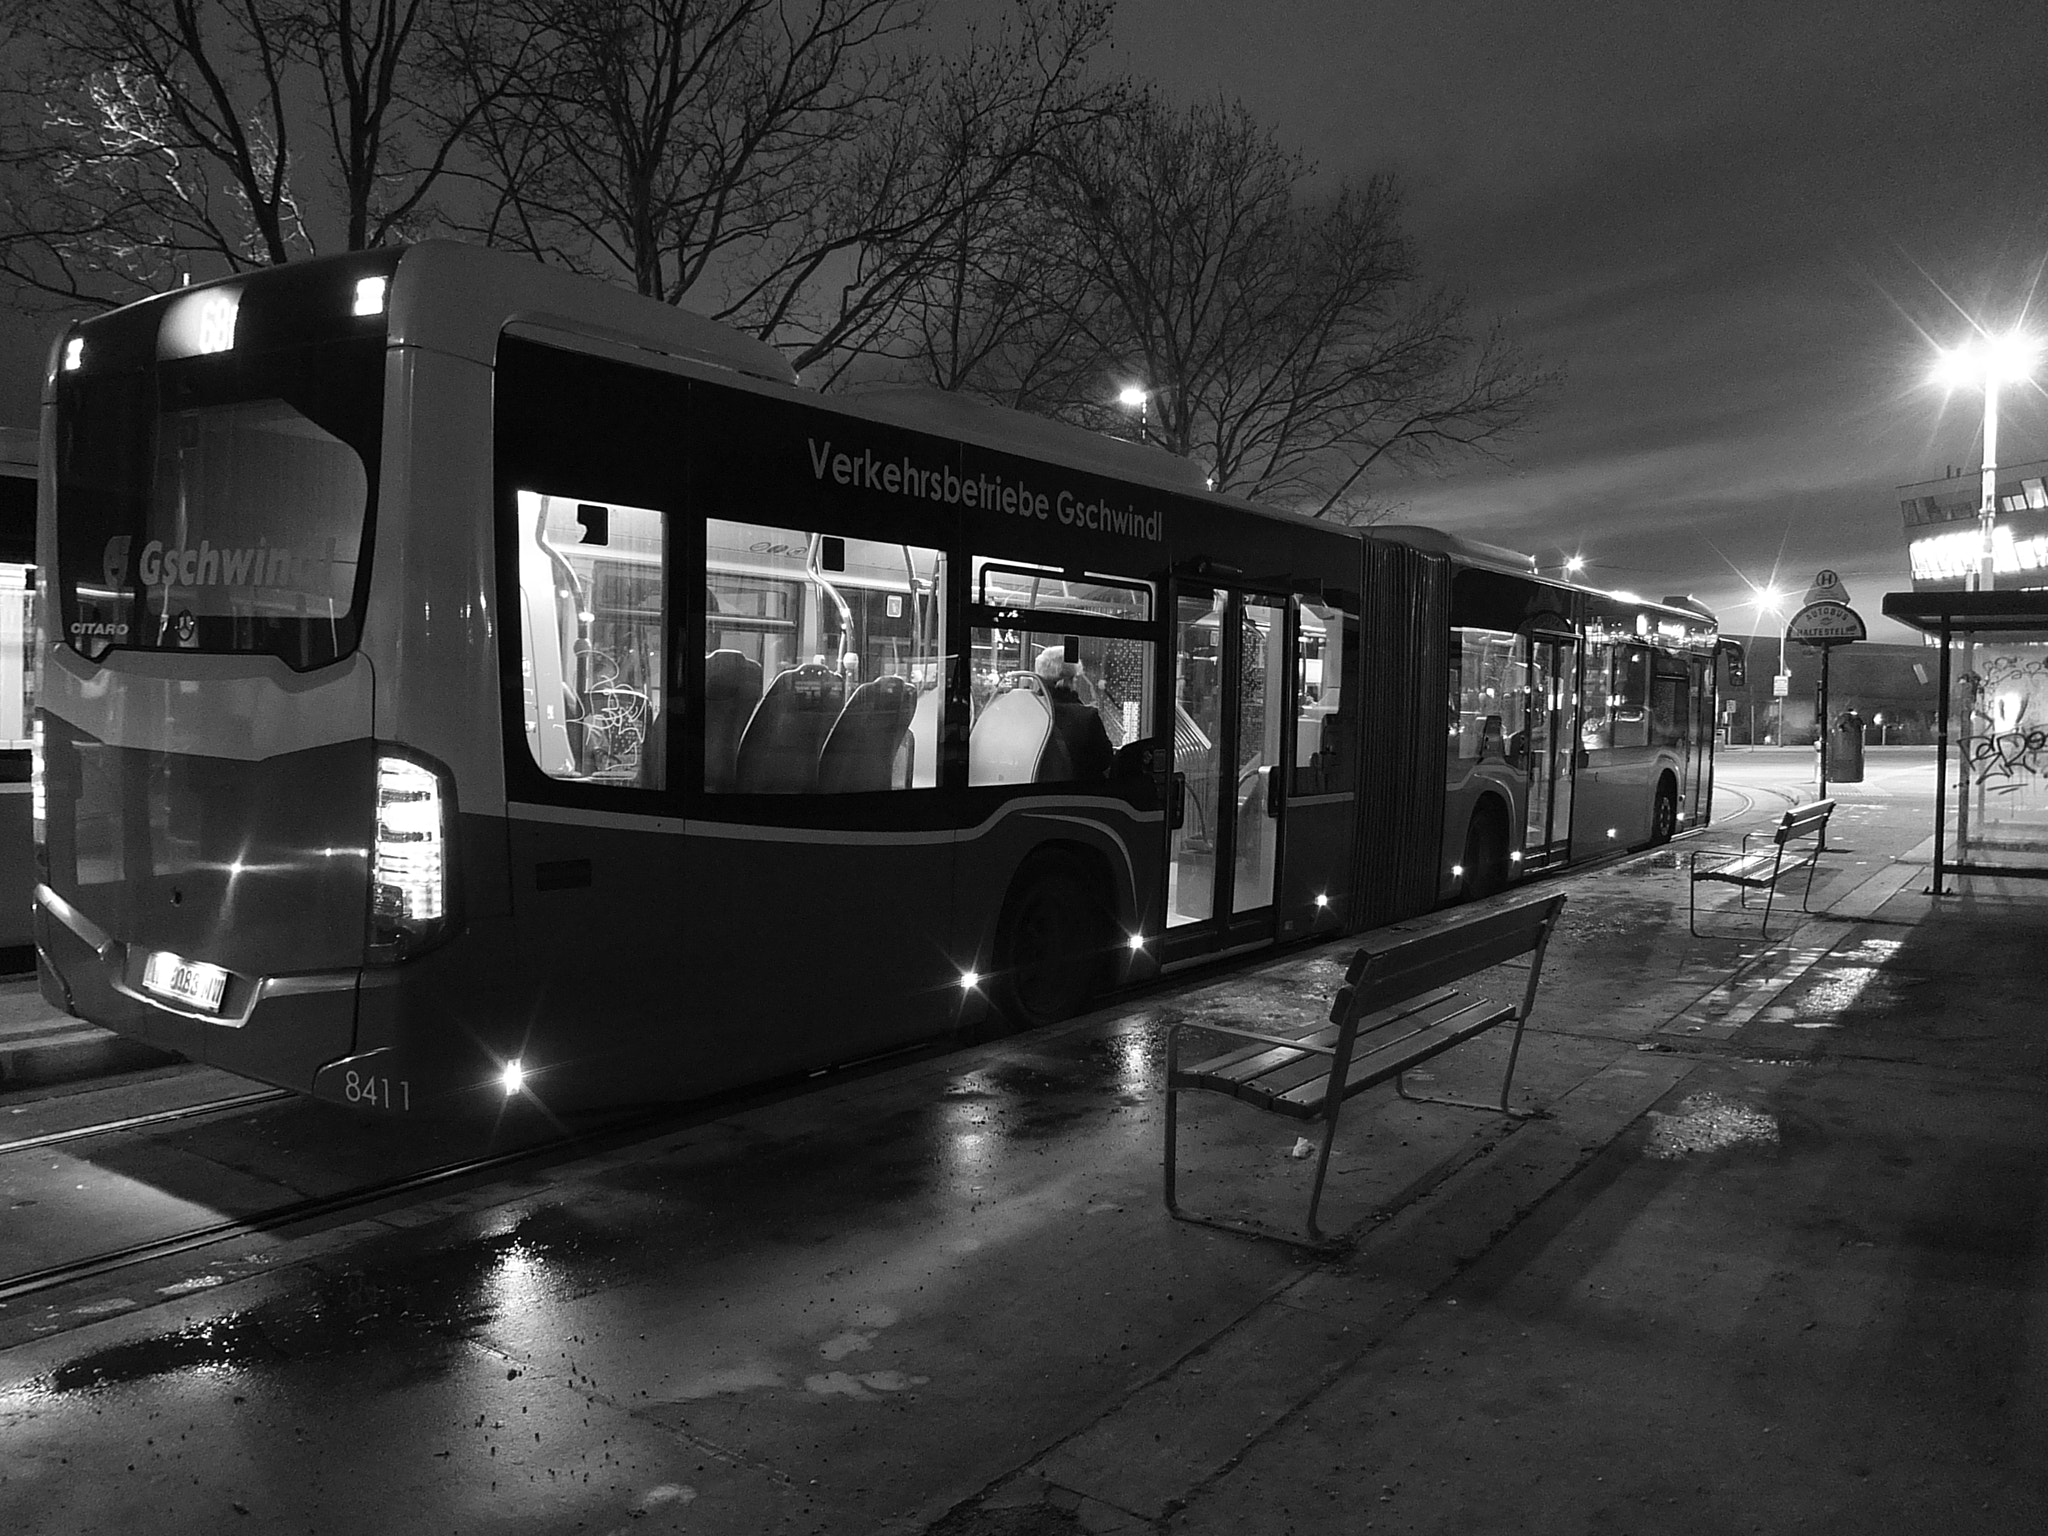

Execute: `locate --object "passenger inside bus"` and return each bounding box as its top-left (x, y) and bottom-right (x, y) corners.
top-left (1035, 644), bottom-right (1114, 780)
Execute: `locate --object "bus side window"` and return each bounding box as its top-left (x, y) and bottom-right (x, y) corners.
top-left (1293, 599), bottom-right (1357, 795)
top-left (966, 561), bottom-right (1155, 787)
top-left (969, 629), bottom-right (1155, 785)
top-left (704, 517), bottom-right (946, 793)
top-left (1612, 645), bottom-right (1651, 748)
top-left (514, 490), bottom-right (668, 789)
top-left (1580, 640), bottom-right (1614, 749)
top-left (1452, 627), bottom-right (1523, 763)
top-left (1651, 660), bottom-right (1687, 745)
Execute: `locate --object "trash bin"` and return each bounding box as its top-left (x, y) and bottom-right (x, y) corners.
top-left (1827, 710), bottom-right (1864, 783)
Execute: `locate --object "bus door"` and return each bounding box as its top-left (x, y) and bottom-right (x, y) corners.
top-left (1163, 586), bottom-right (1289, 960)
top-left (1688, 653), bottom-right (1715, 828)
top-left (1522, 631), bottom-right (1575, 868)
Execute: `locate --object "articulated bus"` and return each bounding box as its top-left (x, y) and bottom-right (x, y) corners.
top-left (33, 244), bottom-right (1724, 1115)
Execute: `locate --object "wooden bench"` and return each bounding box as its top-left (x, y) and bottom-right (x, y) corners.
top-left (1163, 892), bottom-right (1567, 1248)
top-left (1686, 798), bottom-right (1835, 938)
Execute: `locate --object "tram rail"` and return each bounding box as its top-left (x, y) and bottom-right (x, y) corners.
top-left (0, 1108), bottom-right (677, 1308)
top-left (0, 1088), bottom-right (293, 1159)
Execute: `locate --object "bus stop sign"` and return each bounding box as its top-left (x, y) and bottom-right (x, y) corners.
top-left (1787, 599), bottom-right (1867, 646)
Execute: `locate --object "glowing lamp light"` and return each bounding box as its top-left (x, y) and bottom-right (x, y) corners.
top-left (1564, 556), bottom-right (1585, 575)
top-left (959, 970), bottom-right (980, 991)
top-left (1510, 851), bottom-right (1523, 863)
top-left (353, 275), bottom-right (389, 317)
top-left (1126, 932), bottom-right (1147, 951)
top-left (1451, 863), bottom-right (1465, 878)
top-left (30, 718), bottom-right (44, 844)
top-left (62, 337), bottom-right (83, 371)
top-left (1313, 893), bottom-right (1329, 909)
top-left (373, 755), bottom-right (446, 928)
top-left (1607, 827), bottom-right (1619, 839)
top-left (1117, 385), bottom-right (1147, 409)
top-left (1931, 331), bottom-right (2040, 390)
top-left (500, 1059), bottom-right (525, 1097)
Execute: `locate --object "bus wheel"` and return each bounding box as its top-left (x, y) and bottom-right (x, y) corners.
top-left (1651, 778), bottom-right (1678, 844)
top-left (1460, 805), bottom-right (1511, 902)
top-left (990, 856), bottom-right (1109, 1033)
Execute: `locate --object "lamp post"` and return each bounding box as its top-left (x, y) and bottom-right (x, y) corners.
top-left (1931, 330), bottom-right (2041, 591)
top-left (1117, 384), bottom-right (1148, 441)
top-left (1748, 583), bottom-right (1786, 746)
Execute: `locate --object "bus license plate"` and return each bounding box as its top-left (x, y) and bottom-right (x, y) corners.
top-left (141, 951), bottom-right (229, 1014)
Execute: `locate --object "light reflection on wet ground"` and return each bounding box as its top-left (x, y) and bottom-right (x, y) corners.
top-left (11, 1218), bottom-right (608, 1400)
top-left (1760, 938), bottom-right (1910, 1029)
top-left (1643, 1091), bottom-right (1781, 1159)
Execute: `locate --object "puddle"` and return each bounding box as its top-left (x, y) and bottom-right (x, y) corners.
top-left (28, 1204), bottom-right (621, 1396)
top-left (1644, 1091), bottom-right (1781, 1159)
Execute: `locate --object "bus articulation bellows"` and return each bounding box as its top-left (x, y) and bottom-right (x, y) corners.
top-left (34, 243), bottom-right (1729, 1114)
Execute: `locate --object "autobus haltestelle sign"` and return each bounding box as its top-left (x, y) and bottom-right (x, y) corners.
top-left (1786, 599), bottom-right (1866, 645)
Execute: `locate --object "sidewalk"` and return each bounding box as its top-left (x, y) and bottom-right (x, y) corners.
top-left (2, 764), bottom-right (2043, 1534)
top-left (0, 972), bottom-right (181, 1093)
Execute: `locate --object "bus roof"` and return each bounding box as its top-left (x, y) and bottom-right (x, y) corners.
top-left (1373, 523), bottom-right (1539, 577)
top-left (53, 244), bottom-right (1717, 626)
top-left (837, 387), bottom-right (1214, 499)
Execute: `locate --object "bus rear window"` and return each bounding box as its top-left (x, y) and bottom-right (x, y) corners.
top-left (52, 337), bottom-right (382, 671)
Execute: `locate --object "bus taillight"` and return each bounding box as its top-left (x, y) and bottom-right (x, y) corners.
top-left (371, 752), bottom-right (451, 959)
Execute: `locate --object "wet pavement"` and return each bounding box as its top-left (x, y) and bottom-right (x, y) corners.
top-left (3, 747), bottom-right (2046, 1533)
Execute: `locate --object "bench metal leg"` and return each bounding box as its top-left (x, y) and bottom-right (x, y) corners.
top-left (1303, 1109), bottom-right (1344, 1243)
top-left (1162, 1026), bottom-right (1351, 1253)
top-left (1800, 849), bottom-right (1822, 915)
top-left (1393, 1010), bottom-right (1541, 1120)
top-left (1393, 1049), bottom-right (1538, 1120)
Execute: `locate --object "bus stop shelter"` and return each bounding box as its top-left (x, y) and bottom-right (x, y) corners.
top-left (1880, 589), bottom-right (2048, 893)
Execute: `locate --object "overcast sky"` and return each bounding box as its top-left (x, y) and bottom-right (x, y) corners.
top-left (5, 0), bottom-right (2042, 644)
top-left (1108, 0), bottom-right (2048, 643)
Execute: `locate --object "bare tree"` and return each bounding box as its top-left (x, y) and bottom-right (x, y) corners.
top-left (0, 0), bottom-right (486, 307)
top-left (912, 95), bottom-right (1558, 518)
top-left (901, 151), bottom-right (1117, 408)
top-left (439, 0), bottom-right (1115, 381)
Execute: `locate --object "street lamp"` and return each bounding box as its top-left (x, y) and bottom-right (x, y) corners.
top-left (1749, 583), bottom-right (1788, 745)
top-left (1117, 384), bottom-right (1148, 439)
top-left (1930, 329), bottom-right (2041, 591)
top-left (1563, 554), bottom-right (1585, 577)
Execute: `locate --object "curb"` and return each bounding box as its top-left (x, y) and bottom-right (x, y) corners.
top-left (0, 1025), bottom-right (185, 1091)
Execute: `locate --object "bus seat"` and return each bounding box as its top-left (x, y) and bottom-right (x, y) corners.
top-left (969, 675), bottom-right (1052, 785)
top-left (818, 675), bottom-right (916, 793)
top-left (907, 683), bottom-right (942, 788)
top-left (734, 662), bottom-right (845, 793)
top-left (815, 675), bottom-right (913, 794)
top-left (703, 649), bottom-right (763, 792)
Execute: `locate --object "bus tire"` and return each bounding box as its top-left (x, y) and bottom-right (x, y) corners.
top-left (1650, 777), bottom-right (1678, 844)
top-left (988, 854), bottom-right (1111, 1034)
top-left (1460, 802), bottom-right (1511, 902)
